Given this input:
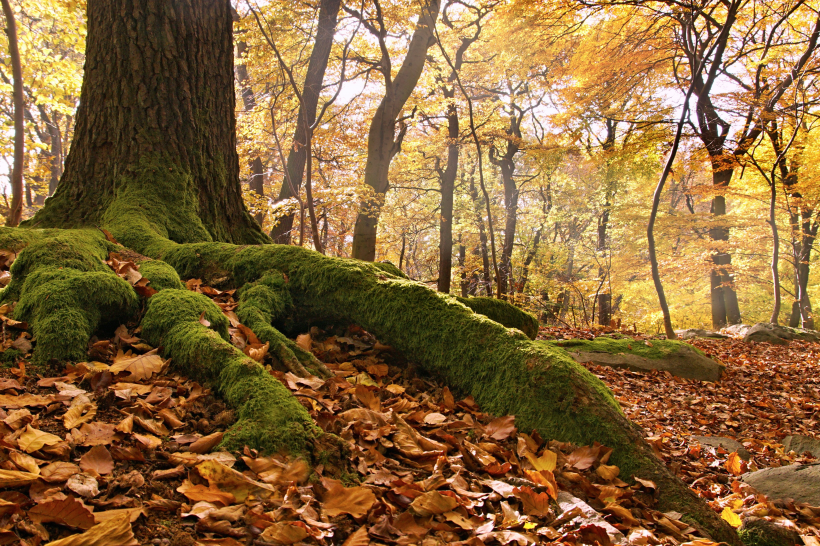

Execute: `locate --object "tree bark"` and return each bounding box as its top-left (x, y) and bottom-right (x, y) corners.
top-left (436, 100), bottom-right (458, 293)
top-left (2, 0), bottom-right (24, 226)
top-left (350, 0), bottom-right (441, 261)
top-left (490, 114), bottom-right (523, 297)
top-left (269, 0), bottom-right (342, 244)
top-left (27, 0), bottom-right (265, 244)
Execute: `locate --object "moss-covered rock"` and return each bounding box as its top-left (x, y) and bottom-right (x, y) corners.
top-left (547, 338), bottom-right (724, 381)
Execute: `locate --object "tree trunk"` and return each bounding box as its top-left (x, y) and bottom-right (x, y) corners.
top-left (26, 0), bottom-right (265, 245)
top-left (437, 100), bottom-right (458, 293)
top-left (469, 175), bottom-right (491, 295)
top-left (707, 168), bottom-right (741, 328)
top-left (270, 0), bottom-right (341, 244)
top-left (2, 0), bottom-right (24, 226)
top-left (350, 0), bottom-right (441, 261)
top-left (490, 115), bottom-right (522, 297)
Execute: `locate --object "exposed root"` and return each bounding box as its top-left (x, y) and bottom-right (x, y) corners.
top-left (0, 229), bottom-right (138, 363)
top-left (140, 288), bottom-right (326, 456)
top-left (237, 272), bottom-right (331, 378)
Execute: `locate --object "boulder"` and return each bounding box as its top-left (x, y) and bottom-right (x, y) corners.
top-left (557, 491), bottom-right (625, 544)
top-left (783, 435), bottom-right (820, 458)
top-left (743, 324), bottom-right (790, 345)
top-left (674, 328), bottom-right (730, 340)
top-left (724, 324), bottom-right (752, 336)
top-left (691, 435), bottom-right (752, 461)
top-left (742, 323), bottom-right (820, 344)
top-left (741, 464), bottom-right (820, 505)
top-left (557, 340), bottom-right (724, 382)
top-left (738, 517), bottom-right (803, 546)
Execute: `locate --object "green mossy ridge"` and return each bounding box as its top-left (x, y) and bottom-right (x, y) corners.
top-left (455, 296), bottom-right (539, 340)
top-left (137, 260), bottom-right (185, 291)
top-left (549, 337), bottom-right (707, 359)
top-left (0, 348), bottom-right (22, 366)
top-left (236, 273), bottom-right (329, 377)
top-left (140, 289), bottom-right (321, 455)
top-left (0, 228), bottom-right (139, 364)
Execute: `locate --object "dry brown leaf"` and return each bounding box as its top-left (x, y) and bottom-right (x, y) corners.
top-left (176, 480), bottom-right (236, 506)
top-left (259, 522), bottom-right (309, 544)
top-left (514, 486), bottom-right (552, 517)
top-left (296, 333), bottom-right (312, 352)
top-left (40, 462), bottom-right (81, 483)
top-left (596, 464), bottom-right (620, 481)
top-left (567, 445), bottom-right (599, 470)
top-left (19, 424), bottom-right (63, 452)
top-left (523, 469), bottom-right (559, 500)
top-left (29, 496), bottom-right (96, 529)
top-left (355, 384), bottom-right (381, 412)
top-left (321, 478), bottom-right (377, 519)
top-left (485, 415), bottom-right (516, 441)
top-left (195, 460), bottom-right (277, 502)
top-left (109, 349), bottom-right (164, 381)
top-left (63, 394), bottom-right (97, 430)
top-left (188, 431), bottom-right (224, 454)
top-left (80, 445), bottom-right (114, 475)
top-left (408, 490), bottom-right (459, 517)
top-left (43, 511), bottom-right (137, 546)
top-left (0, 468), bottom-right (39, 487)
top-left (9, 450), bottom-right (40, 474)
top-left (79, 422), bottom-right (117, 446)
top-left (341, 525), bottom-right (370, 546)
top-left (93, 506), bottom-right (146, 524)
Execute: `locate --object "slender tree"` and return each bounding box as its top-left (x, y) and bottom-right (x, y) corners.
top-left (2, 0), bottom-right (23, 226)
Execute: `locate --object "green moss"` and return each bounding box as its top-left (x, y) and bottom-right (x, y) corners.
top-left (455, 296), bottom-right (539, 339)
top-left (140, 289), bottom-right (321, 455)
top-left (0, 348), bottom-right (22, 366)
top-left (548, 337), bottom-right (705, 359)
top-left (738, 523), bottom-right (792, 546)
top-left (137, 260), bottom-right (185, 291)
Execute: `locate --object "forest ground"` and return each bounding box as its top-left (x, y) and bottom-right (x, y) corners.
top-left (0, 270), bottom-right (819, 545)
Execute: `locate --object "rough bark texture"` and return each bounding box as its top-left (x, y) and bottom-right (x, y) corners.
top-left (269, 0), bottom-right (341, 244)
top-left (490, 114), bottom-right (523, 297)
top-left (25, 0), bottom-right (265, 245)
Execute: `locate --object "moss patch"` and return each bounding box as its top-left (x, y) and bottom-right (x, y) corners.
top-left (548, 337), bottom-right (705, 360)
top-left (140, 289), bottom-right (322, 455)
top-left (455, 296), bottom-right (539, 339)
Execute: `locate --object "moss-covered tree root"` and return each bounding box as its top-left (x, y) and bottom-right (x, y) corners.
top-left (0, 229), bottom-right (138, 364)
top-left (140, 289), bottom-right (324, 455)
top-left (0, 213), bottom-right (739, 543)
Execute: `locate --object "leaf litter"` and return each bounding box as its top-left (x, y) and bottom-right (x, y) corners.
top-left (0, 267), bottom-right (816, 544)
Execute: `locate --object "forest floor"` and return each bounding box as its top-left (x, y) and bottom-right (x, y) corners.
top-left (0, 271), bottom-right (819, 546)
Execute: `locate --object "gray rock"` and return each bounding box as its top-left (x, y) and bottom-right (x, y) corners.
top-left (674, 328), bottom-right (730, 340)
top-left (741, 464), bottom-right (820, 505)
top-left (557, 491), bottom-right (625, 544)
top-left (566, 344), bottom-right (724, 381)
top-left (691, 435), bottom-right (752, 461)
top-left (783, 435), bottom-right (820, 458)
top-left (738, 517), bottom-right (803, 546)
top-left (743, 323), bottom-right (790, 345)
top-left (724, 324), bottom-right (752, 336)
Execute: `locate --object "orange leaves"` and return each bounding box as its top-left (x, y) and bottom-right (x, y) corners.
top-left (109, 348), bottom-right (165, 381)
top-left (321, 479), bottom-right (377, 519)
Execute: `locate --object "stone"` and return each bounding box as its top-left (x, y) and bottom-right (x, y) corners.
top-left (723, 324), bottom-right (752, 336)
top-left (674, 329), bottom-right (730, 340)
top-left (741, 464), bottom-right (820, 505)
top-left (783, 435), bottom-right (820, 458)
top-left (743, 324), bottom-right (790, 345)
top-left (691, 436), bottom-right (752, 461)
top-left (738, 517), bottom-right (803, 546)
top-left (565, 344), bottom-right (724, 382)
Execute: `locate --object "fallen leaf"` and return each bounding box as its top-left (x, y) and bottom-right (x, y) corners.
top-left (485, 415), bottom-right (516, 441)
top-left (514, 486), bottom-right (552, 517)
top-left (0, 468), bottom-right (39, 487)
top-left (189, 431), bottom-right (224, 454)
top-left (9, 450), bottom-right (40, 474)
top-left (66, 473), bottom-right (100, 497)
top-left (29, 496), bottom-right (96, 529)
top-left (720, 507), bottom-right (741, 528)
top-left (195, 460), bottom-right (277, 502)
top-left (259, 522), bottom-right (309, 544)
top-left (42, 511), bottom-right (137, 546)
top-left (342, 525), bottom-right (370, 546)
top-left (109, 349), bottom-right (164, 381)
top-left (80, 446), bottom-right (114, 475)
top-left (19, 424), bottom-right (63, 452)
top-left (322, 478), bottom-right (377, 518)
top-left (408, 491), bottom-right (459, 517)
top-left (63, 394), bottom-right (97, 430)
top-left (523, 469), bottom-right (559, 500)
top-left (526, 449), bottom-right (558, 472)
top-left (725, 452), bottom-right (743, 476)
top-left (40, 462), bottom-right (81, 483)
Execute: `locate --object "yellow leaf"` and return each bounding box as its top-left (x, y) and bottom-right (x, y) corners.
top-left (725, 452), bottom-right (743, 476)
top-left (63, 394), bottom-right (97, 430)
top-left (109, 349), bottom-right (164, 381)
top-left (526, 449), bottom-right (557, 472)
top-left (19, 424), bottom-right (62, 453)
top-left (720, 507), bottom-right (741, 528)
top-left (0, 468), bottom-right (39, 487)
top-left (44, 512), bottom-right (137, 546)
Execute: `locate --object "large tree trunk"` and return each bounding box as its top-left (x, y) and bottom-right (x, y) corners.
top-left (269, 0), bottom-right (341, 244)
top-left (0, 2), bottom-right (739, 543)
top-left (26, 0), bottom-right (264, 245)
top-left (707, 167), bottom-right (741, 328)
top-left (350, 0), bottom-right (441, 261)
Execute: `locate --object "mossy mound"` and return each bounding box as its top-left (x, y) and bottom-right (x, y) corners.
top-left (455, 295), bottom-right (539, 339)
